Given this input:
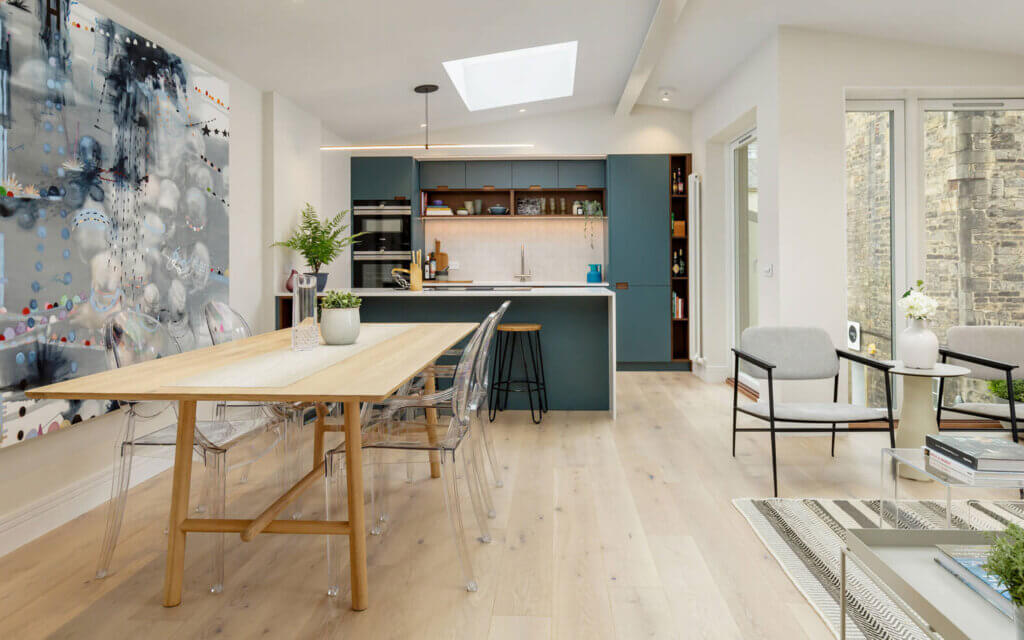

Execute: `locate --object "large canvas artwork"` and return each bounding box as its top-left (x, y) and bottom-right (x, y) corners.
top-left (0, 1), bottom-right (230, 448)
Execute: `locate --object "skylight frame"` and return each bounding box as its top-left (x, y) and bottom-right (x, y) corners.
top-left (443, 41), bottom-right (578, 112)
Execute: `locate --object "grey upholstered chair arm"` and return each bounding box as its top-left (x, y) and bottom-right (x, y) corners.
top-left (731, 348), bottom-right (776, 373)
top-left (939, 347), bottom-right (1018, 372)
top-left (836, 350), bottom-right (894, 371)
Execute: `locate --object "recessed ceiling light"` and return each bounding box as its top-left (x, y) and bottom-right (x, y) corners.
top-left (420, 123), bottom-right (427, 127)
top-left (519, 108), bottom-right (526, 113)
top-left (443, 41), bottom-right (577, 111)
top-left (658, 86), bottom-right (675, 103)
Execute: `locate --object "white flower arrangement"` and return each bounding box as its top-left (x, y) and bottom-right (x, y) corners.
top-left (898, 280), bottom-right (938, 320)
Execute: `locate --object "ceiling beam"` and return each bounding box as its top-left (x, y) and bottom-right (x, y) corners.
top-left (614, 0), bottom-right (689, 117)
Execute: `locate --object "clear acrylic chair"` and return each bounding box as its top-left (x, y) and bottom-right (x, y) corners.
top-left (96, 310), bottom-right (285, 593)
top-left (325, 313), bottom-right (496, 594)
top-left (204, 301), bottom-right (305, 490)
top-left (409, 301), bottom-right (510, 491)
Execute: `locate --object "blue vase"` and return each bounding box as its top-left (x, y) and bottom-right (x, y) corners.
top-left (586, 264), bottom-right (602, 283)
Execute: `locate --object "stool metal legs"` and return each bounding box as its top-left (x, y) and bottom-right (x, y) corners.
top-left (489, 329), bottom-right (547, 424)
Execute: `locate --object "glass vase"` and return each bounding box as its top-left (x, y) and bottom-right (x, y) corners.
top-left (292, 274), bottom-right (319, 351)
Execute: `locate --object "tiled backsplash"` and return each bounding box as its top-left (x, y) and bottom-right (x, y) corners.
top-left (423, 219), bottom-right (606, 282)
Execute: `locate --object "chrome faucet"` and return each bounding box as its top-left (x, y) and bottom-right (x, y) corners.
top-left (514, 244), bottom-right (532, 282)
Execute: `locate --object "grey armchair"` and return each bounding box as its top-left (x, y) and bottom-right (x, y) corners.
top-left (732, 326), bottom-right (895, 496)
top-left (937, 326), bottom-right (1024, 443)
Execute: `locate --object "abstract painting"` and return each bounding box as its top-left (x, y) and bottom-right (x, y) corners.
top-left (0, 1), bottom-right (230, 448)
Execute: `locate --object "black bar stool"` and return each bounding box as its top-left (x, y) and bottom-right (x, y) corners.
top-left (489, 322), bottom-right (548, 424)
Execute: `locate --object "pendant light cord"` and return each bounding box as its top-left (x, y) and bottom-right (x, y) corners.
top-left (424, 91), bottom-right (429, 150)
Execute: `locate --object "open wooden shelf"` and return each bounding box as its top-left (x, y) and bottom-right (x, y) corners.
top-left (669, 154), bottom-right (693, 363)
top-left (422, 215), bottom-right (607, 221)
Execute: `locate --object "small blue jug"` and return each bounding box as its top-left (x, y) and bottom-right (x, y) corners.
top-left (586, 264), bottom-right (602, 283)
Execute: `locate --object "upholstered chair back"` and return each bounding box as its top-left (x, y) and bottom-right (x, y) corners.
top-left (739, 326), bottom-right (839, 380)
top-left (947, 326), bottom-right (1024, 380)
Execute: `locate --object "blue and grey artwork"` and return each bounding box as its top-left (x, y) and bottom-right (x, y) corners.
top-left (0, 0), bottom-right (230, 448)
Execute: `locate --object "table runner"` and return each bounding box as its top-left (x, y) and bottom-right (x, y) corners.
top-left (175, 324), bottom-right (413, 388)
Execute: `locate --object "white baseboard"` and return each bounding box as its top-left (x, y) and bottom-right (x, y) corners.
top-left (0, 457), bottom-right (171, 558)
top-left (696, 362), bottom-right (730, 383)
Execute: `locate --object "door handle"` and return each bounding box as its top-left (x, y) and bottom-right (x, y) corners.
top-left (615, 282), bottom-right (629, 290)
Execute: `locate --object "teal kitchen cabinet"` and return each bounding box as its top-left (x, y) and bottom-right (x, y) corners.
top-left (606, 154), bottom-right (669, 286)
top-left (557, 160), bottom-right (606, 188)
top-left (512, 160), bottom-right (558, 188)
top-left (350, 157), bottom-right (416, 201)
top-left (419, 161), bottom-right (466, 189)
top-left (615, 285), bottom-right (670, 362)
top-left (466, 161), bottom-right (511, 188)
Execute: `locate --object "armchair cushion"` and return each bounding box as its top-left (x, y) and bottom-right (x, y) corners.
top-left (739, 327), bottom-right (839, 380)
top-left (944, 401), bottom-right (1021, 422)
top-left (947, 326), bottom-right (1024, 379)
top-left (738, 402), bottom-right (887, 423)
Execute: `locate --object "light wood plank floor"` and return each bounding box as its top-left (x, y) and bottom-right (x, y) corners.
top-left (0, 372), bottom-right (971, 639)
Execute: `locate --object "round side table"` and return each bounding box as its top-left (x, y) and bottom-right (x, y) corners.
top-left (888, 361), bottom-right (970, 480)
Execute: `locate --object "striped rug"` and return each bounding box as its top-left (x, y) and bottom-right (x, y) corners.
top-left (733, 498), bottom-right (1021, 640)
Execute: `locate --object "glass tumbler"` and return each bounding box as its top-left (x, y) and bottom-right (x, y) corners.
top-left (292, 274), bottom-right (319, 351)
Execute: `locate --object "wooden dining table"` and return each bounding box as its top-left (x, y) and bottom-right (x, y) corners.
top-left (27, 321), bottom-right (478, 610)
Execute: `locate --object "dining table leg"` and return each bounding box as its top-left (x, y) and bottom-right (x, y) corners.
top-left (163, 399), bottom-right (197, 607)
top-left (424, 366), bottom-right (442, 479)
top-left (343, 399), bottom-right (368, 611)
top-left (313, 402), bottom-right (327, 469)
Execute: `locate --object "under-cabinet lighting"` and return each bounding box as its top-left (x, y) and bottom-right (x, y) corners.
top-left (321, 143), bottom-right (534, 151)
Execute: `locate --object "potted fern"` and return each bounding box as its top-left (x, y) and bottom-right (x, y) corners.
top-left (985, 524), bottom-right (1024, 636)
top-left (319, 290), bottom-right (362, 345)
top-left (272, 204), bottom-right (364, 292)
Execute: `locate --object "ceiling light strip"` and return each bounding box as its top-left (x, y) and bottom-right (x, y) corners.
top-left (321, 143), bottom-right (534, 151)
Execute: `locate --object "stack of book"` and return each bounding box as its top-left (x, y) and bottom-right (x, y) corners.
top-left (424, 205), bottom-right (453, 216)
top-left (924, 434), bottom-right (1024, 483)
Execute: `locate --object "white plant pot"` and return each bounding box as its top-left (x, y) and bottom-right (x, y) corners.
top-left (320, 308), bottom-right (360, 345)
top-left (900, 318), bottom-right (938, 369)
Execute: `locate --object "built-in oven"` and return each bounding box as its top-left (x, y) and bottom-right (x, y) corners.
top-left (352, 251), bottom-right (411, 288)
top-left (352, 200), bottom-right (412, 253)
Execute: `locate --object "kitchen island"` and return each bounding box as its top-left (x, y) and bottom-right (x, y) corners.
top-left (275, 285), bottom-right (615, 414)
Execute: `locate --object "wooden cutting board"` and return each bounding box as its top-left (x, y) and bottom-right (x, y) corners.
top-left (434, 239), bottom-right (449, 271)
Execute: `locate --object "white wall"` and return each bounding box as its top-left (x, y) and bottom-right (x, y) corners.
top-left (691, 27), bottom-right (1024, 391)
top-left (362, 104), bottom-right (691, 156)
top-left (690, 35), bottom-right (779, 382)
top-left (264, 92), bottom-right (325, 302)
top-left (321, 128), bottom-right (353, 289)
top-left (776, 27), bottom-right (1024, 350)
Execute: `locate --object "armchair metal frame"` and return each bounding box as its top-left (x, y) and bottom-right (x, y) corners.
top-left (731, 348), bottom-right (896, 496)
top-left (936, 347), bottom-right (1020, 442)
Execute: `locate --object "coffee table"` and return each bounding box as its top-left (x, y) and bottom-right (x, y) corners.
top-left (880, 448), bottom-right (1024, 528)
top-left (841, 529), bottom-right (1011, 639)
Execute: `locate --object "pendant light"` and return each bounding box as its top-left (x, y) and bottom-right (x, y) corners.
top-left (321, 84), bottom-right (533, 152)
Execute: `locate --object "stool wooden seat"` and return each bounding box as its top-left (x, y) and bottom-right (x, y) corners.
top-left (497, 323), bottom-right (542, 332)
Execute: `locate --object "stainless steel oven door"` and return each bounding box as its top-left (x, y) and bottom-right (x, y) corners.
top-left (352, 252), bottom-right (411, 288)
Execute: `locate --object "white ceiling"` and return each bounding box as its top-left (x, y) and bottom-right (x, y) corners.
top-left (106, 0), bottom-right (1024, 137)
top-left (642, 0), bottom-right (1024, 110)
top-left (105, 0), bottom-right (659, 142)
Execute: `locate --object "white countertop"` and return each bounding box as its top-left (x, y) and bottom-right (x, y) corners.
top-left (351, 286), bottom-right (614, 298)
top-left (427, 280), bottom-right (609, 288)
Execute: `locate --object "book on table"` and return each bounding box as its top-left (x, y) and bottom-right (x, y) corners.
top-left (925, 434), bottom-right (1024, 472)
top-left (933, 544), bottom-right (1013, 620)
top-left (923, 448), bottom-right (1020, 484)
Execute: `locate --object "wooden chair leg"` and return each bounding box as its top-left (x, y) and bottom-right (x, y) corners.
top-left (163, 400), bottom-right (197, 607)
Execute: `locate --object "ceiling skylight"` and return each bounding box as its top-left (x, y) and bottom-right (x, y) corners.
top-left (443, 41), bottom-right (577, 112)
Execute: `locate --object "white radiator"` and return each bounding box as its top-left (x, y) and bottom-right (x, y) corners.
top-left (688, 173), bottom-right (704, 366)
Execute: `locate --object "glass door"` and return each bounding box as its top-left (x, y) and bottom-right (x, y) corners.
top-left (845, 101), bottom-right (904, 406)
top-left (732, 132), bottom-right (758, 348)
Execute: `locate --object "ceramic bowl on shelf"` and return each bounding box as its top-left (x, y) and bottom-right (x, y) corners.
top-left (488, 205), bottom-right (509, 215)
top-left (431, 199), bottom-right (444, 206)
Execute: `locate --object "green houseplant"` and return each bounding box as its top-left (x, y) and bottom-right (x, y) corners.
top-left (272, 204), bottom-right (364, 291)
top-left (985, 524), bottom-right (1024, 635)
top-left (319, 290), bottom-right (362, 345)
